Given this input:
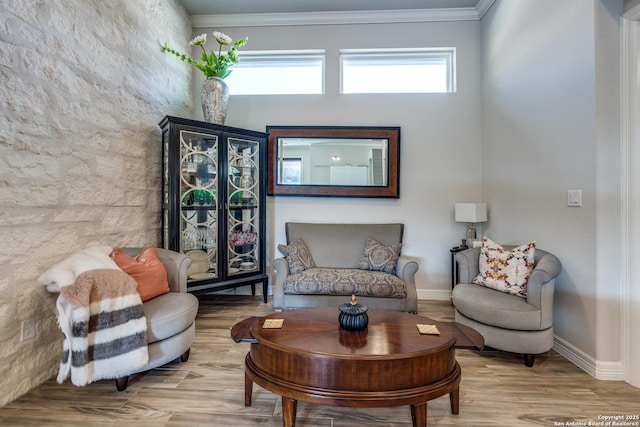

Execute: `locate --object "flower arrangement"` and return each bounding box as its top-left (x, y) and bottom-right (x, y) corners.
top-left (162, 31), bottom-right (248, 79)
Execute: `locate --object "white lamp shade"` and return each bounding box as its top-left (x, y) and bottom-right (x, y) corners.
top-left (455, 203), bottom-right (488, 223)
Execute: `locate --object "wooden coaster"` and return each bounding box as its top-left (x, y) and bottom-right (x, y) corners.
top-left (416, 324), bottom-right (440, 335)
top-left (263, 319), bottom-right (284, 329)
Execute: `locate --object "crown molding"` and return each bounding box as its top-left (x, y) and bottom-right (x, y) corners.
top-left (191, 2), bottom-right (497, 28)
top-left (475, 0), bottom-right (496, 19)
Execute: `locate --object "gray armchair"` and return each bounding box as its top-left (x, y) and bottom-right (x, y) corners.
top-left (115, 248), bottom-right (199, 390)
top-left (451, 246), bottom-right (562, 367)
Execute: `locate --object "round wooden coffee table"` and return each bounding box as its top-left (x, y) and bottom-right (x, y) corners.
top-left (231, 307), bottom-right (483, 427)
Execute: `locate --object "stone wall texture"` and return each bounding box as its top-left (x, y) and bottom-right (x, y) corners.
top-left (0, 0), bottom-right (192, 406)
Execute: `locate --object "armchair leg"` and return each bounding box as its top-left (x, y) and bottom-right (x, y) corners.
top-left (114, 348), bottom-right (190, 391)
top-left (523, 354), bottom-right (535, 367)
top-left (115, 376), bottom-right (129, 391)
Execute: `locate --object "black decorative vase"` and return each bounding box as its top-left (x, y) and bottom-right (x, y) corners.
top-left (338, 295), bottom-right (369, 331)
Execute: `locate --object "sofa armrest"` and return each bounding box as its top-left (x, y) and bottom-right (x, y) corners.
top-left (455, 248), bottom-right (481, 284)
top-left (155, 248), bottom-right (191, 293)
top-left (273, 257), bottom-right (290, 310)
top-left (526, 251), bottom-right (562, 308)
top-left (396, 256), bottom-right (419, 313)
top-left (396, 256), bottom-right (418, 283)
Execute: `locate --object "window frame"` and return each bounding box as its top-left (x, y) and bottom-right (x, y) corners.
top-left (226, 50), bottom-right (325, 95)
top-left (339, 48), bottom-right (456, 94)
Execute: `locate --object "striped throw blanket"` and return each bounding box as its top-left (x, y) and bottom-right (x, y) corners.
top-left (56, 269), bottom-right (149, 386)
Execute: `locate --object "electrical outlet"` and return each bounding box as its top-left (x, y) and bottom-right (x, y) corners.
top-left (20, 319), bottom-right (36, 342)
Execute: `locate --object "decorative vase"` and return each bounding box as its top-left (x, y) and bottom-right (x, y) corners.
top-left (201, 77), bottom-right (229, 125)
top-left (338, 294), bottom-right (369, 331)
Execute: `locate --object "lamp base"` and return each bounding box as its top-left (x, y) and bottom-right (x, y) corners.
top-left (465, 224), bottom-right (477, 248)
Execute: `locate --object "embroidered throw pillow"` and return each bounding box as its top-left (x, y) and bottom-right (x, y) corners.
top-left (358, 237), bottom-right (402, 274)
top-left (110, 245), bottom-right (170, 302)
top-left (278, 238), bottom-right (316, 274)
top-left (472, 237), bottom-right (536, 298)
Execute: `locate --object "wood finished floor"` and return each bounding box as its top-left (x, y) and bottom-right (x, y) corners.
top-left (1, 296), bottom-right (639, 426)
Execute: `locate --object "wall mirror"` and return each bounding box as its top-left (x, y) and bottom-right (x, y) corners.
top-left (267, 126), bottom-right (400, 198)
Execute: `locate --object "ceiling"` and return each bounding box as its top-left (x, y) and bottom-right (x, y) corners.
top-left (179, 0), bottom-right (484, 16)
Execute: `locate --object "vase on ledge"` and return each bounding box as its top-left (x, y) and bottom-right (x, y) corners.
top-left (201, 77), bottom-right (229, 125)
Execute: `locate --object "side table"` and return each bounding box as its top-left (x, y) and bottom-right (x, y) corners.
top-left (449, 246), bottom-right (467, 289)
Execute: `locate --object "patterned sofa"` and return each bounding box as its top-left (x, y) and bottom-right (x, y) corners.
top-left (273, 222), bottom-right (418, 313)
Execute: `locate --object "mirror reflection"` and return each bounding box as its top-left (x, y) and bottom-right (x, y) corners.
top-left (277, 137), bottom-right (388, 186)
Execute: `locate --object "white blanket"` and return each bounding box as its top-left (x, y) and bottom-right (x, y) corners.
top-left (56, 269), bottom-right (148, 386)
top-left (38, 246), bottom-right (120, 292)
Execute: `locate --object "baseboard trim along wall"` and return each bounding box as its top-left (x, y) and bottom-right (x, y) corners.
top-left (553, 335), bottom-right (624, 381)
top-left (417, 289), bottom-right (453, 301)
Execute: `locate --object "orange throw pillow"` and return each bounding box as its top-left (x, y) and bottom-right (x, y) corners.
top-left (110, 245), bottom-right (170, 301)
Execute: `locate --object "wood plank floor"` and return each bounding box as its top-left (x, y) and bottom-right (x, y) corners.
top-left (1, 296), bottom-right (639, 426)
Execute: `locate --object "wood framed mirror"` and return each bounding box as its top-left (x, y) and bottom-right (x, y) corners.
top-left (267, 126), bottom-right (400, 198)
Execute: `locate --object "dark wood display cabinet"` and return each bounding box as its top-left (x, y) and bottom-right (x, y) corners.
top-left (159, 116), bottom-right (268, 302)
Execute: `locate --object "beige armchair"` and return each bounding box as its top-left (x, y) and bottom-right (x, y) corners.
top-left (115, 248), bottom-right (199, 390)
top-left (451, 246), bottom-right (562, 367)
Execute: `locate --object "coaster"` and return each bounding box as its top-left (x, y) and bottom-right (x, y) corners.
top-left (263, 319), bottom-right (284, 329)
top-left (416, 324), bottom-right (440, 335)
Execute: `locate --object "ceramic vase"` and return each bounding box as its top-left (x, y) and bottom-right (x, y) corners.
top-left (201, 77), bottom-right (229, 124)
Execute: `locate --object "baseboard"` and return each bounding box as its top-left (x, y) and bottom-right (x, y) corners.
top-left (553, 335), bottom-right (624, 381)
top-left (417, 289), bottom-right (452, 301)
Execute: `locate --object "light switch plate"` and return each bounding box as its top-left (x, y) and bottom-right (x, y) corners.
top-left (568, 190), bottom-right (582, 207)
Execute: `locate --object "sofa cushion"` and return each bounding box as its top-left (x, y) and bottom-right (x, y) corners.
top-left (472, 237), bottom-right (536, 298)
top-left (110, 245), bottom-right (170, 302)
top-left (278, 238), bottom-right (316, 273)
top-left (283, 267), bottom-right (406, 298)
top-left (286, 222), bottom-right (403, 269)
top-left (358, 237), bottom-right (402, 274)
top-left (452, 283), bottom-right (543, 331)
top-left (142, 292), bottom-right (199, 344)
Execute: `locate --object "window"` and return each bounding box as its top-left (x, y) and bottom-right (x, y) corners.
top-left (225, 50), bottom-right (325, 95)
top-left (280, 157), bottom-right (303, 184)
top-left (340, 48), bottom-right (455, 94)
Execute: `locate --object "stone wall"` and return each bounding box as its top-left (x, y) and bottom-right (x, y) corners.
top-left (0, 0), bottom-right (192, 405)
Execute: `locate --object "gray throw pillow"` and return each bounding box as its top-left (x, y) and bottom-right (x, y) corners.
top-left (278, 238), bottom-right (316, 274)
top-left (358, 237), bottom-right (402, 274)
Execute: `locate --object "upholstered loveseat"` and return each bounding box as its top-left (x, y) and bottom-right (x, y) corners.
top-left (273, 222), bottom-right (418, 313)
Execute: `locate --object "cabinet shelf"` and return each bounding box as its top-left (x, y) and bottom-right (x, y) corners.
top-left (181, 205), bottom-right (217, 210)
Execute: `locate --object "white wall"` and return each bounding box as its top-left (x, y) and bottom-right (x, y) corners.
top-left (482, 0), bottom-right (623, 370)
top-left (0, 0), bottom-right (192, 406)
top-left (192, 21), bottom-right (483, 298)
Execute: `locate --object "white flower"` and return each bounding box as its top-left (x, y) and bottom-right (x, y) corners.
top-left (189, 34), bottom-right (207, 46)
top-left (213, 31), bottom-right (233, 46)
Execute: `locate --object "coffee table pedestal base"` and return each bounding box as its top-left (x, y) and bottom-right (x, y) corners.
top-left (244, 354), bottom-right (461, 427)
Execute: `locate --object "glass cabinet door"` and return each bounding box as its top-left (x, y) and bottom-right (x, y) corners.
top-left (179, 130), bottom-right (219, 280)
top-left (227, 136), bottom-right (261, 276)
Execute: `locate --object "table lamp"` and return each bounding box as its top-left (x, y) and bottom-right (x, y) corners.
top-left (455, 203), bottom-right (487, 248)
